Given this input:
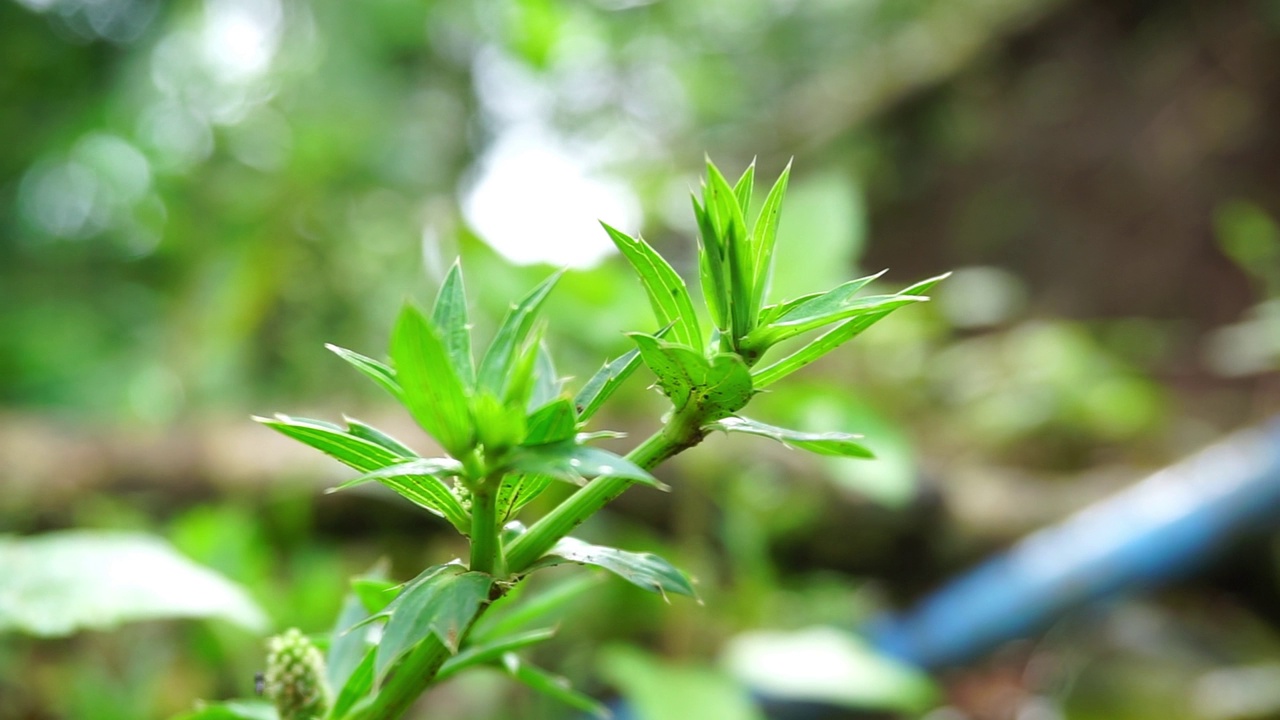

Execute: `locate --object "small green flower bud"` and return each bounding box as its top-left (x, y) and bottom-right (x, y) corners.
top-left (264, 628), bottom-right (330, 720)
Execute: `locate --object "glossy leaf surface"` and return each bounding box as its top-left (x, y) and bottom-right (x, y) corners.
top-left (376, 565), bottom-right (493, 679)
top-left (534, 537), bottom-right (697, 601)
top-left (710, 416), bottom-right (874, 458)
top-left (390, 305), bottom-right (474, 456)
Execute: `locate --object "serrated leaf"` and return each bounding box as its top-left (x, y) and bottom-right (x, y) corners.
top-left (752, 273), bottom-right (948, 388)
top-left (507, 441), bottom-right (666, 490)
top-left (476, 271), bottom-right (562, 393)
top-left (602, 222), bottom-right (702, 350)
top-left (503, 654), bottom-right (611, 719)
top-left (431, 261), bottom-right (476, 388)
top-left (628, 334), bottom-right (753, 419)
top-left (532, 537), bottom-right (697, 601)
top-left (376, 565), bottom-right (493, 679)
top-left (436, 627), bottom-right (558, 681)
top-left (256, 414), bottom-right (404, 473)
top-left (759, 270), bottom-right (885, 326)
top-left (326, 344), bottom-right (402, 400)
top-left (343, 417), bottom-right (419, 458)
top-left (0, 531), bottom-right (266, 637)
top-left (710, 416), bottom-right (873, 458)
top-left (334, 458), bottom-right (469, 532)
top-left (750, 161), bottom-right (792, 314)
top-left (390, 305), bottom-right (475, 456)
top-left (171, 701), bottom-right (279, 720)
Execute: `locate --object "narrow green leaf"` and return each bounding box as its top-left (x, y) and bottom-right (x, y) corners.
top-left (325, 344), bottom-right (401, 399)
top-left (503, 323), bottom-right (547, 411)
top-left (390, 305), bottom-right (474, 456)
top-left (732, 160), bottom-right (755, 216)
top-left (343, 417), bottom-right (419, 458)
top-left (376, 565), bottom-right (493, 679)
top-left (472, 389), bottom-right (527, 454)
top-left (601, 222), bottom-right (702, 349)
top-left (749, 161), bottom-right (792, 313)
top-left (532, 537), bottom-right (698, 601)
top-left (503, 654), bottom-right (611, 719)
top-left (476, 271), bottom-right (562, 393)
top-left (758, 295), bottom-right (928, 346)
top-left (257, 415), bottom-right (405, 473)
top-left (436, 627), bottom-right (558, 681)
top-left (574, 321), bottom-right (676, 422)
top-left (329, 648), bottom-right (375, 719)
top-left (431, 261), bottom-right (476, 388)
top-left (496, 472), bottom-right (554, 523)
top-left (752, 273), bottom-right (948, 388)
top-left (759, 270), bottom-right (884, 326)
top-left (710, 416), bottom-right (874, 458)
top-left (508, 439), bottom-right (666, 489)
top-left (693, 196), bottom-right (730, 333)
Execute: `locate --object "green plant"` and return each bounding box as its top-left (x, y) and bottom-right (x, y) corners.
top-left (187, 159), bottom-right (945, 720)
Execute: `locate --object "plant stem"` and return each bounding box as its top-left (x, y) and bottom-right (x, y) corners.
top-left (469, 480), bottom-right (502, 577)
top-left (506, 408), bottom-right (705, 573)
top-left (355, 412), bottom-right (706, 720)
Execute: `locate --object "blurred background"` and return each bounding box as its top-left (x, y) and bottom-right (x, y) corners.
top-left (3, 0), bottom-right (1280, 718)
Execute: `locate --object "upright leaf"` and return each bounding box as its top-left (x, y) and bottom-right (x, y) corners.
top-left (749, 161), bottom-right (792, 312)
top-left (732, 160), bottom-right (755, 216)
top-left (693, 196), bottom-right (730, 333)
top-left (390, 305), bottom-right (474, 456)
top-left (431, 261), bottom-right (476, 388)
top-left (529, 343), bottom-right (562, 411)
top-left (376, 565), bottom-right (493, 679)
top-left (601, 222), bottom-right (702, 350)
top-left (476, 271), bottom-right (562, 393)
top-left (705, 161), bottom-right (754, 337)
top-left (628, 334), bottom-right (753, 419)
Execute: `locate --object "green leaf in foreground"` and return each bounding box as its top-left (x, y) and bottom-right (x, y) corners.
top-left (0, 531), bottom-right (266, 637)
top-left (436, 627), bottom-right (558, 681)
top-left (532, 537), bottom-right (697, 601)
top-left (431, 261), bottom-right (476, 388)
top-left (476, 271), bottom-right (562, 393)
top-left (629, 334), bottom-right (753, 419)
top-left (709, 416), bottom-right (874, 459)
top-left (376, 565), bottom-right (494, 680)
top-left (602, 222), bottom-right (702, 350)
top-left (334, 459), bottom-right (469, 533)
top-left (325, 344), bottom-right (401, 400)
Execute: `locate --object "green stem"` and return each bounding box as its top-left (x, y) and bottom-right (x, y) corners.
top-left (506, 408), bottom-right (705, 573)
top-left (354, 411), bottom-right (707, 720)
top-left (469, 480), bottom-right (503, 577)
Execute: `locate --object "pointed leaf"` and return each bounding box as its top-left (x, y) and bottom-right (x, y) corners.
top-left (328, 564), bottom-right (389, 704)
top-left (602, 222), bottom-right (702, 349)
top-left (436, 627), bottom-right (558, 681)
top-left (503, 654), bottom-right (611, 719)
top-left (759, 270), bottom-right (885, 326)
top-left (496, 472), bottom-right (554, 522)
top-left (750, 161), bottom-right (792, 312)
top-left (376, 565), bottom-right (493, 679)
top-left (733, 160), bottom-right (755, 216)
top-left (325, 344), bottom-right (401, 399)
top-left (710, 416), bottom-right (873, 458)
top-left (503, 322), bottom-right (547, 411)
top-left (431, 261), bottom-right (476, 388)
top-left (533, 537), bottom-right (697, 601)
top-left (476, 271), bottom-right (562, 393)
top-left (706, 161), bottom-right (754, 337)
top-left (757, 295), bottom-right (928, 346)
top-left (507, 440), bottom-right (666, 490)
top-left (574, 321), bottom-right (675, 422)
top-left (390, 305), bottom-right (474, 456)
top-left (530, 343), bottom-right (563, 411)
top-left (256, 415), bottom-right (405, 473)
top-left (693, 195), bottom-right (730, 333)
top-left (329, 648), bottom-right (375, 719)
top-left (752, 273), bottom-right (948, 388)
top-left (472, 389), bottom-right (528, 454)
top-left (525, 397), bottom-right (578, 445)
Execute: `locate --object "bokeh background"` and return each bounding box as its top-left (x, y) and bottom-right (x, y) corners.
top-left (3, 0), bottom-right (1280, 718)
